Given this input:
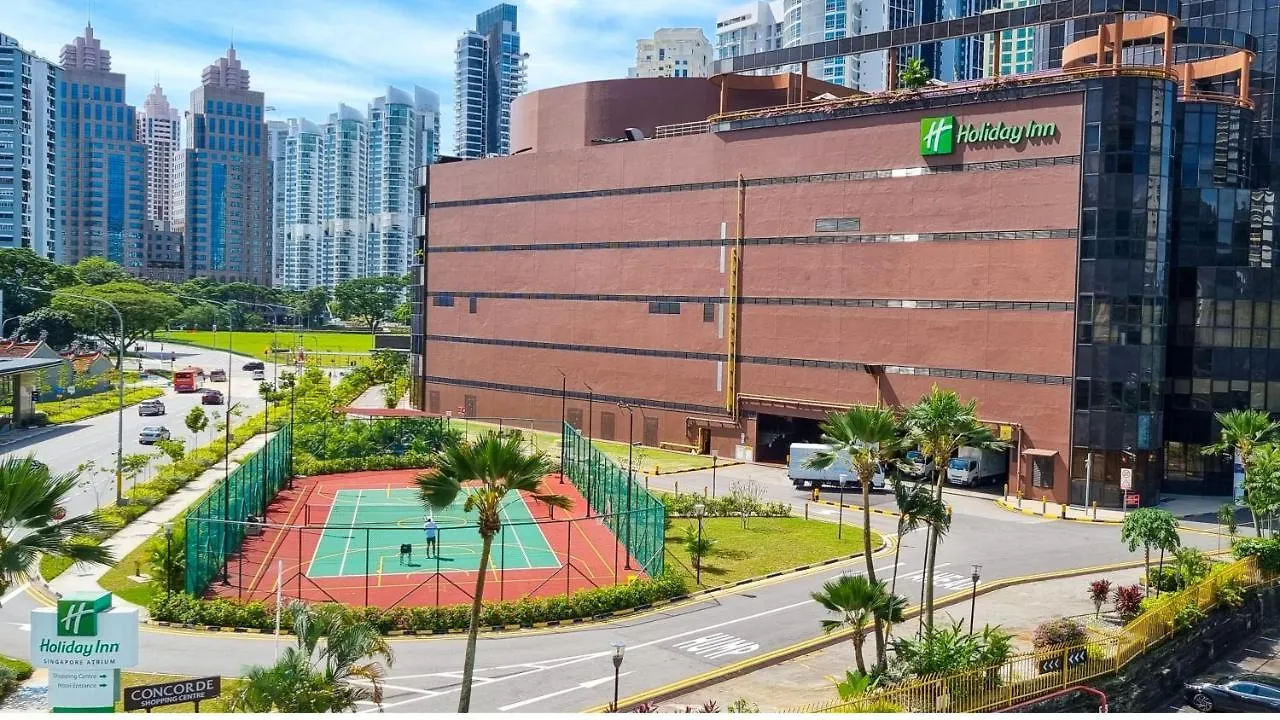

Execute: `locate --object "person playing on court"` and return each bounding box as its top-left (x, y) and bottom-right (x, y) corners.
top-left (399, 542), bottom-right (413, 565)
top-left (424, 516), bottom-right (439, 558)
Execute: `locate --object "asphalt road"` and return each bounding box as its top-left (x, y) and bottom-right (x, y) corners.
top-left (0, 341), bottom-right (267, 520)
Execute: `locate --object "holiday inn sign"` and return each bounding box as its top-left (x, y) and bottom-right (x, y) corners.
top-left (919, 115), bottom-right (1059, 156)
top-left (31, 591), bottom-right (139, 712)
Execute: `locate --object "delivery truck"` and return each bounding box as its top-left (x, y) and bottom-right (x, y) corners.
top-left (788, 443), bottom-right (886, 491)
top-left (945, 447), bottom-right (1008, 486)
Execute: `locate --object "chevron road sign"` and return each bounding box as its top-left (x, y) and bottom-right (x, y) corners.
top-left (1037, 648), bottom-right (1088, 675)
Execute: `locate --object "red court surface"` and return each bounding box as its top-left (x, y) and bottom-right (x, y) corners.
top-left (210, 470), bottom-right (644, 609)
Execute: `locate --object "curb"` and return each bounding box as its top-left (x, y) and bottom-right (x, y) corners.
top-left (651, 461), bottom-right (745, 477)
top-left (583, 555), bottom-right (1163, 713)
top-left (814, 499), bottom-right (901, 519)
top-left (994, 497), bottom-right (1123, 524)
top-left (136, 537), bottom-right (892, 639)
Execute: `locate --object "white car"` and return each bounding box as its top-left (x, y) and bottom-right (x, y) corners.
top-left (139, 426), bottom-right (171, 445)
top-left (251, 369), bottom-right (266, 381)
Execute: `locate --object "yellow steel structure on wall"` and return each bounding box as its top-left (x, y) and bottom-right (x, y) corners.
top-left (726, 174), bottom-right (745, 418)
top-left (787, 556), bottom-right (1266, 713)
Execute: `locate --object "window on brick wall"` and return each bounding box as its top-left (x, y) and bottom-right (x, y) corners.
top-left (649, 302), bottom-right (680, 315)
top-left (428, 391), bottom-right (440, 413)
top-left (703, 303), bottom-right (715, 322)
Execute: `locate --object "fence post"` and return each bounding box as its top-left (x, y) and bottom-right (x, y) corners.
top-left (500, 523), bottom-right (506, 602)
top-left (365, 529), bottom-right (371, 607)
top-left (297, 525), bottom-right (302, 601)
top-left (566, 515), bottom-right (573, 597)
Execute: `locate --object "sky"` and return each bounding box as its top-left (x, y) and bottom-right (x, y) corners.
top-left (4, 0), bottom-right (722, 153)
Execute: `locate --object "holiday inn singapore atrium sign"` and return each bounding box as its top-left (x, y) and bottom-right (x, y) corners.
top-left (30, 591), bottom-right (139, 712)
top-left (920, 114), bottom-right (1060, 156)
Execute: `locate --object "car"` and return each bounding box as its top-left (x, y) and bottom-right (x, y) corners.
top-left (242, 361), bottom-right (265, 371)
top-left (138, 399), bottom-right (166, 417)
top-left (1185, 674), bottom-right (1280, 712)
top-left (201, 389), bottom-right (224, 405)
top-left (138, 426), bottom-right (171, 445)
top-left (209, 369), bottom-right (227, 382)
top-left (251, 369), bottom-right (266, 381)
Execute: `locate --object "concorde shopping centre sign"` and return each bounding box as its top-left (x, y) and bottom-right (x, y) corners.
top-left (30, 591), bottom-right (139, 713)
top-left (919, 114), bottom-right (1060, 156)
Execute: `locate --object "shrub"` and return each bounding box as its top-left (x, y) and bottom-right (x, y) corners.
top-left (1088, 579), bottom-right (1112, 617)
top-left (1032, 617), bottom-right (1087, 649)
top-left (1113, 584), bottom-right (1145, 621)
top-left (0, 665), bottom-right (17, 705)
top-left (1144, 566), bottom-right (1180, 593)
top-left (1172, 601), bottom-right (1207, 631)
top-left (1215, 578), bottom-right (1246, 610)
top-left (726, 698), bottom-right (760, 713)
top-left (1231, 537), bottom-right (1280, 573)
top-left (0, 655), bottom-right (33, 682)
top-left (660, 492), bottom-right (791, 519)
top-left (293, 453), bottom-right (436, 477)
top-left (1173, 547), bottom-right (1212, 589)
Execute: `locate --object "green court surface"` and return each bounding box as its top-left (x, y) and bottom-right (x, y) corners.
top-left (306, 488), bottom-right (561, 578)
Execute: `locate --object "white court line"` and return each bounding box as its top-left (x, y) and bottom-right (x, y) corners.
top-left (499, 500), bottom-right (533, 568)
top-left (337, 489), bottom-right (364, 576)
top-left (498, 672), bottom-right (630, 711)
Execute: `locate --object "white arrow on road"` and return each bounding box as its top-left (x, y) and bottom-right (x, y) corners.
top-left (498, 672), bottom-right (631, 711)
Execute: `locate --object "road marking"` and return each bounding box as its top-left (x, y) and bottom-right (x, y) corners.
top-left (0, 582), bottom-right (30, 607)
top-left (498, 672), bottom-right (628, 711)
top-left (338, 489), bottom-right (364, 576)
top-left (827, 563), bottom-right (902, 583)
top-left (673, 633), bottom-right (760, 660)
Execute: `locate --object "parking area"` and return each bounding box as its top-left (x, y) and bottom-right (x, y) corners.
top-left (1161, 630), bottom-right (1280, 712)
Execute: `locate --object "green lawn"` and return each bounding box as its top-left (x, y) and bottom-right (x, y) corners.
top-left (156, 330), bottom-right (374, 362)
top-left (117, 672), bottom-right (242, 713)
top-left (3, 387), bottom-right (165, 425)
top-left (665, 516), bottom-right (883, 588)
top-left (99, 536), bottom-right (158, 608)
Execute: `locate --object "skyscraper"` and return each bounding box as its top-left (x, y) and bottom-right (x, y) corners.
top-left (270, 118), bottom-right (323, 289)
top-left (324, 104), bottom-right (369, 288)
top-left (174, 46), bottom-right (270, 284)
top-left (0, 32), bottom-right (58, 260)
top-left (454, 3), bottom-right (527, 158)
top-left (630, 29), bottom-right (712, 78)
top-left (58, 26), bottom-right (147, 270)
top-left (136, 84), bottom-right (181, 225)
top-left (981, 0), bottom-right (1038, 78)
top-left (369, 86), bottom-right (436, 278)
top-left (716, 1), bottom-right (881, 90)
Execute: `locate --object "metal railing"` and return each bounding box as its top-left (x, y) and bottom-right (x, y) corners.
top-left (654, 120), bottom-right (712, 138)
top-left (787, 555), bottom-right (1265, 713)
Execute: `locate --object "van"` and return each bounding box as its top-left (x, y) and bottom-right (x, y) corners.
top-left (787, 443), bottom-right (886, 491)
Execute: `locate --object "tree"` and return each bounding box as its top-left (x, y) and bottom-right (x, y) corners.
top-left (369, 348), bottom-right (409, 384)
top-left (51, 282), bottom-right (183, 360)
top-left (415, 432), bottom-right (570, 712)
top-left (73, 257), bottom-right (130, 286)
top-left (14, 307), bottom-right (77, 348)
top-left (902, 386), bottom-right (1005, 630)
top-left (185, 406), bottom-right (208, 440)
top-left (232, 601), bottom-right (394, 712)
top-left (811, 575), bottom-right (906, 675)
top-left (888, 478), bottom-right (938, 597)
top-left (1204, 409), bottom-right (1280, 536)
top-left (0, 248), bottom-right (77, 319)
top-left (333, 276), bottom-right (407, 333)
top-left (0, 456), bottom-right (114, 597)
top-left (899, 56), bottom-right (932, 90)
top-left (1120, 507), bottom-right (1180, 593)
top-left (293, 286), bottom-right (331, 328)
top-left (683, 526), bottom-right (715, 572)
top-left (172, 303), bottom-right (222, 331)
top-left (154, 438), bottom-right (186, 464)
top-left (1242, 444), bottom-right (1280, 536)
top-left (806, 405), bottom-right (901, 667)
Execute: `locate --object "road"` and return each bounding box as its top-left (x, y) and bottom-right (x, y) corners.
top-left (0, 341), bottom-right (267, 520)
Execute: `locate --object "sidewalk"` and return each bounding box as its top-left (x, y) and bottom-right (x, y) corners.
top-left (45, 433), bottom-right (273, 613)
top-left (663, 567), bottom-right (1146, 712)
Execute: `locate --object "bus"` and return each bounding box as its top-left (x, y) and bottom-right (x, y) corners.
top-left (173, 367), bottom-right (201, 393)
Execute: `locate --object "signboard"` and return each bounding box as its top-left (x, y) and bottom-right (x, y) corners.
top-left (1120, 468), bottom-right (1133, 491)
top-left (124, 677), bottom-right (221, 712)
top-left (1234, 450), bottom-right (1246, 504)
top-left (30, 591), bottom-right (139, 713)
top-left (920, 115), bottom-right (1060, 156)
top-left (999, 424), bottom-right (1014, 441)
top-left (1037, 648), bottom-right (1088, 674)
top-left (1124, 492), bottom-right (1141, 509)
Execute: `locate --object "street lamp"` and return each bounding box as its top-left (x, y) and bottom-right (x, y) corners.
top-left (584, 381), bottom-right (594, 515)
top-left (280, 371), bottom-right (296, 488)
top-left (969, 564), bottom-right (982, 633)
top-left (555, 367), bottom-right (566, 484)
top-left (0, 315), bottom-right (21, 336)
top-left (163, 522), bottom-right (174, 600)
top-left (694, 503), bottom-right (706, 585)
top-left (617, 402), bottom-right (635, 570)
top-left (837, 474), bottom-right (849, 540)
top-left (611, 642), bottom-right (626, 711)
top-left (24, 286), bottom-right (125, 506)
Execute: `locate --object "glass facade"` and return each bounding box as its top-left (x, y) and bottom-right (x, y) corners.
top-left (454, 3), bottom-right (526, 159)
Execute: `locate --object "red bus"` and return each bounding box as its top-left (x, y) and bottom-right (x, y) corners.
top-left (173, 368), bottom-right (200, 393)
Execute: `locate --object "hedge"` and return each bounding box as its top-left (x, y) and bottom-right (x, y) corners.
top-left (294, 453), bottom-right (437, 477)
top-left (1231, 537), bottom-right (1280, 573)
top-left (148, 571), bottom-right (689, 633)
top-left (661, 492), bottom-right (792, 519)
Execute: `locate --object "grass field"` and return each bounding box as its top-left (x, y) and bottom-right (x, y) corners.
top-left (665, 516), bottom-right (883, 588)
top-left (156, 330), bottom-right (374, 361)
top-left (0, 387), bottom-right (165, 425)
top-left (117, 672), bottom-right (242, 713)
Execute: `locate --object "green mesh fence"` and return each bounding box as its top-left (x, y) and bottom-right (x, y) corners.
top-left (185, 424), bottom-right (293, 595)
top-left (561, 422), bottom-right (665, 577)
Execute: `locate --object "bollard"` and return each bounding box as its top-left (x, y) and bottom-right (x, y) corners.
top-left (704, 486), bottom-right (708, 497)
top-left (1003, 483), bottom-right (1008, 499)
top-left (656, 465), bottom-right (661, 475)
top-left (1060, 504), bottom-right (1067, 519)
top-left (1041, 497), bottom-right (1047, 514)
top-left (675, 480), bottom-right (679, 495)
top-left (1092, 501), bottom-right (1098, 520)
top-left (805, 503), bottom-right (809, 521)
top-left (1017, 490), bottom-right (1024, 509)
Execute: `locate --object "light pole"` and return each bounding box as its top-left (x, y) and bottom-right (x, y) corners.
top-left (584, 381), bottom-right (594, 514)
top-left (969, 564), bottom-right (982, 633)
top-left (25, 286), bottom-right (125, 505)
top-left (837, 473), bottom-right (848, 540)
top-left (555, 367), bottom-right (566, 484)
top-left (611, 642), bottom-right (626, 711)
top-left (281, 371), bottom-right (296, 488)
top-left (694, 502), bottom-right (705, 585)
top-left (618, 402), bottom-right (635, 570)
top-left (0, 315), bottom-right (21, 337)
top-left (163, 522), bottom-right (174, 601)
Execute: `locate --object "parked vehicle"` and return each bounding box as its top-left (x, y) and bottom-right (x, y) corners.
top-left (209, 369), bottom-right (227, 382)
top-left (787, 443), bottom-right (886, 491)
top-left (201, 389), bottom-right (224, 405)
top-left (946, 447), bottom-right (1009, 486)
top-left (904, 450), bottom-right (935, 478)
top-left (251, 369), bottom-right (266, 381)
top-left (1185, 674), bottom-right (1280, 712)
top-left (138, 426), bottom-right (171, 445)
top-left (173, 368), bottom-right (200, 393)
top-left (137, 400), bottom-right (166, 417)
top-left (242, 361), bottom-right (265, 371)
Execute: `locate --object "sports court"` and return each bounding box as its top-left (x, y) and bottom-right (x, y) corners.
top-left (218, 470), bottom-right (641, 608)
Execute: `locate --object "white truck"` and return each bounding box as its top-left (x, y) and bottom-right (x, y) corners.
top-left (788, 443), bottom-right (886, 491)
top-left (945, 447), bottom-right (1008, 486)
top-left (904, 449), bottom-right (935, 479)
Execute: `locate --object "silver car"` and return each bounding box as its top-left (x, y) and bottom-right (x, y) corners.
top-left (139, 426), bottom-right (171, 445)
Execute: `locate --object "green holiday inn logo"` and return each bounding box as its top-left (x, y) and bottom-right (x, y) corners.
top-left (57, 593), bottom-right (111, 637)
top-left (920, 115), bottom-right (1059, 156)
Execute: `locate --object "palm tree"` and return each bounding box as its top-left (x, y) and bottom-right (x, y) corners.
top-left (1204, 409), bottom-right (1280, 536)
top-left (416, 431), bottom-right (570, 713)
top-left (888, 477), bottom-right (936, 597)
top-left (1120, 508), bottom-right (1180, 595)
top-left (232, 601), bottom-right (394, 712)
top-left (1243, 444), bottom-right (1280, 536)
top-left (806, 406), bottom-right (901, 667)
top-left (902, 385), bottom-right (1005, 631)
top-left (0, 456), bottom-right (113, 598)
top-left (899, 56), bottom-right (932, 90)
top-left (914, 491), bottom-right (952, 636)
top-left (811, 575), bottom-right (906, 675)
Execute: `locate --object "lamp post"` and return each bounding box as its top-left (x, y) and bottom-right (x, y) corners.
top-left (969, 564), bottom-right (982, 633)
top-left (837, 473), bottom-right (848, 540)
top-left (694, 502), bottom-right (706, 585)
top-left (281, 371), bottom-right (296, 488)
top-left (618, 402), bottom-right (635, 570)
top-left (584, 381), bottom-right (594, 514)
top-left (163, 522), bottom-right (174, 601)
top-left (25, 286), bottom-right (125, 506)
top-left (611, 642), bottom-right (626, 711)
top-left (0, 315), bottom-right (21, 337)
top-left (555, 367), bottom-right (566, 484)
